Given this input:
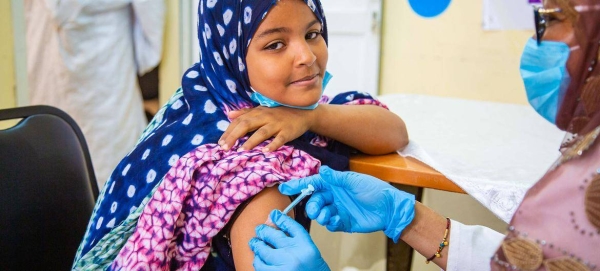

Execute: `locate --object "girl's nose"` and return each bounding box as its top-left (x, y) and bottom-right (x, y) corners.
top-left (295, 42), bottom-right (317, 67)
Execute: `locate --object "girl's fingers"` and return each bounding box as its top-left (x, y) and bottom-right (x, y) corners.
top-left (240, 125), bottom-right (276, 151)
top-left (262, 133), bottom-right (289, 152)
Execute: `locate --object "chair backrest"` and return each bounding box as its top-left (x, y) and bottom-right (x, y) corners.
top-left (0, 105), bottom-right (99, 271)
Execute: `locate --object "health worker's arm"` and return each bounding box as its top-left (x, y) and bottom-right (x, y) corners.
top-left (219, 104), bottom-right (408, 155)
top-left (280, 166), bottom-right (504, 270)
top-left (396, 198), bottom-right (504, 270)
top-left (399, 202), bottom-right (451, 269)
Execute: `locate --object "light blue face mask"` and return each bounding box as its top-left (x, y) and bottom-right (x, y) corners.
top-left (520, 38), bottom-right (571, 124)
top-left (250, 71), bottom-right (333, 110)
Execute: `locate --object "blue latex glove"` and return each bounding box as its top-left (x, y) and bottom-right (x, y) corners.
top-left (249, 210), bottom-right (330, 271)
top-left (280, 166), bottom-right (416, 242)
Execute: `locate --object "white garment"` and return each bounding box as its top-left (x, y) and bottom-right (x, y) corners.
top-left (25, 0), bottom-right (165, 188)
top-left (445, 220), bottom-right (504, 271)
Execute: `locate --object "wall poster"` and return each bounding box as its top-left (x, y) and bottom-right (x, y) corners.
top-left (483, 0), bottom-right (541, 30)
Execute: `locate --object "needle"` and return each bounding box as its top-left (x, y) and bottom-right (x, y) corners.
top-left (265, 184), bottom-right (315, 226)
top-left (282, 184), bottom-right (315, 215)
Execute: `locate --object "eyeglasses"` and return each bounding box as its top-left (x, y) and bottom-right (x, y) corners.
top-left (533, 4), bottom-right (600, 46)
top-left (533, 6), bottom-right (562, 46)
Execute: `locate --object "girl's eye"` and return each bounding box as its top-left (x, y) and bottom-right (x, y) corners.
top-left (306, 31), bottom-right (322, 40)
top-left (265, 42), bottom-right (284, 50)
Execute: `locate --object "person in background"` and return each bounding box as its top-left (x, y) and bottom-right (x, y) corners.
top-left (25, 0), bottom-right (165, 188)
top-left (247, 0), bottom-right (600, 270)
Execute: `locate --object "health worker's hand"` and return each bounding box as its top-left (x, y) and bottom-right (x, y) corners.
top-left (250, 210), bottom-right (330, 271)
top-left (280, 166), bottom-right (416, 242)
top-left (218, 107), bottom-right (316, 152)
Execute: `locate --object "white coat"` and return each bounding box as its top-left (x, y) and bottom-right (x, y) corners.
top-left (25, 0), bottom-right (165, 189)
top-left (446, 220), bottom-right (505, 271)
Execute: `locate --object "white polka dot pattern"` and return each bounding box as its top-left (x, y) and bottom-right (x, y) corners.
top-left (204, 100), bottom-right (217, 114)
top-left (106, 218), bottom-right (115, 228)
top-left (217, 120), bottom-right (230, 131)
top-left (244, 7), bottom-right (252, 24)
top-left (217, 24), bottom-right (225, 37)
top-left (186, 70), bottom-right (199, 79)
top-left (183, 113), bottom-right (194, 125)
top-left (207, 0), bottom-right (217, 8)
top-left (171, 99), bottom-right (184, 110)
top-left (109, 182), bottom-right (115, 194)
top-left (168, 155), bottom-right (180, 166)
top-left (111, 202), bottom-right (118, 213)
top-left (192, 135), bottom-right (204, 145)
top-left (223, 9), bottom-right (232, 25)
top-left (127, 185), bottom-right (136, 198)
top-left (122, 164), bottom-right (131, 176)
top-left (194, 85), bottom-right (207, 92)
top-left (162, 135), bottom-right (173, 146)
top-left (96, 217), bottom-right (104, 230)
top-left (225, 80), bottom-right (237, 93)
top-left (146, 170), bottom-right (157, 183)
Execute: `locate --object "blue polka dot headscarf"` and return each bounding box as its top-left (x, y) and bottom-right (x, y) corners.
top-left (189, 0), bottom-right (328, 110)
top-left (75, 0), bottom-right (331, 261)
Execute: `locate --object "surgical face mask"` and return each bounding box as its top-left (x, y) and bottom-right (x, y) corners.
top-left (520, 38), bottom-right (573, 124)
top-left (250, 71), bottom-right (333, 110)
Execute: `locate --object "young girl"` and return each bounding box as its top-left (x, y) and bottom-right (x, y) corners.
top-left (72, 0), bottom-right (408, 270)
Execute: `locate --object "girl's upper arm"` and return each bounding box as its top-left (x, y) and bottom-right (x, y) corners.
top-left (229, 186), bottom-right (293, 270)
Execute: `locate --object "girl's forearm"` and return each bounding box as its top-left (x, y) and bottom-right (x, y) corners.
top-left (310, 104), bottom-right (408, 155)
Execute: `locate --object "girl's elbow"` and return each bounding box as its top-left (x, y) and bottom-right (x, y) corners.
top-left (392, 132), bottom-right (409, 152)
top-left (395, 122), bottom-right (409, 150)
top-left (397, 135), bottom-right (409, 151)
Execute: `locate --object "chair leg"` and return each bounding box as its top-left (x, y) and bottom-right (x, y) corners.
top-left (386, 184), bottom-right (423, 271)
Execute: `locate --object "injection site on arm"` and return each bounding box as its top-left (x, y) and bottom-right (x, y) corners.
top-left (266, 184), bottom-right (315, 226)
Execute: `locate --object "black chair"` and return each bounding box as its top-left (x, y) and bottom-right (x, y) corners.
top-left (0, 105), bottom-right (99, 271)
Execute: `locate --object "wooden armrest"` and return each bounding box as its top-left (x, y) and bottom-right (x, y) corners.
top-left (349, 153), bottom-right (465, 194)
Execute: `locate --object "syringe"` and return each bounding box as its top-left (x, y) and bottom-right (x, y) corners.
top-left (265, 184), bottom-right (315, 226)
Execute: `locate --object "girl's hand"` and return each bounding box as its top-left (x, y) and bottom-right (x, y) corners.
top-left (219, 107), bottom-right (316, 152)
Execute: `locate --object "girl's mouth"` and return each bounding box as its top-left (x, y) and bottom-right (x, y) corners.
top-left (290, 74), bottom-right (319, 86)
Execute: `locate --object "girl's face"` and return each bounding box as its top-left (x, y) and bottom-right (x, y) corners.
top-left (246, 0), bottom-right (328, 107)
